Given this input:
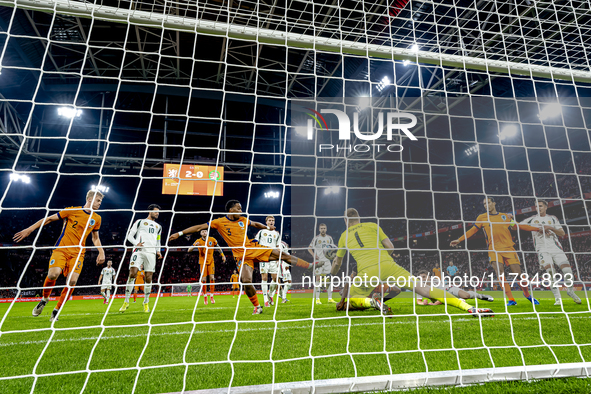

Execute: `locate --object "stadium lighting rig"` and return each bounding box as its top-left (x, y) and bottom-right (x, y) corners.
top-left (499, 124), bottom-right (518, 140)
top-left (358, 96), bottom-right (370, 110)
top-left (58, 107), bottom-right (82, 118)
top-left (10, 173), bottom-right (31, 184)
top-left (264, 191), bottom-right (280, 198)
top-left (91, 184), bottom-right (110, 193)
top-left (538, 103), bottom-right (562, 121)
top-left (376, 76), bottom-right (390, 92)
top-left (465, 145), bottom-right (479, 156)
top-left (323, 186), bottom-right (341, 195)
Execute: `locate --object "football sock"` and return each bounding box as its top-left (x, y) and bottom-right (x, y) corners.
top-left (502, 281), bottom-right (515, 300)
top-left (106, 289), bottom-right (111, 299)
top-left (295, 258), bottom-right (312, 269)
top-left (269, 280), bottom-right (277, 298)
top-left (43, 277), bottom-right (56, 300)
top-left (561, 267), bottom-right (574, 287)
top-left (327, 280), bottom-right (333, 300)
top-left (248, 294), bottom-right (259, 307)
top-left (209, 280), bottom-right (215, 294)
top-left (283, 283), bottom-right (291, 299)
top-left (519, 284), bottom-right (530, 298)
top-left (101, 292), bottom-right (108, 301)
top-left (125, 277), bottom-right (135, 303)
top-left (262, 281), bottom-right (268, 299)
top-left (546, 268), bottom-right (561, 300)
top-left (429, 287), bottom-right (471, 311)
top-left (143, 283), bottom-right (152, 304)
top-left (56, 286), bottom-right (74, 310)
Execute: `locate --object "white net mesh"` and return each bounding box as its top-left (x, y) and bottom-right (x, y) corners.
top-left (0, 0), bottom-right (590, 393)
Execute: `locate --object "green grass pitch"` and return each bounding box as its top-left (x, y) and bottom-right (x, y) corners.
top-left (0, 291), bottom-right (590, 394)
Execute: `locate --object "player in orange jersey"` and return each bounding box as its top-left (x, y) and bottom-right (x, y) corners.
top-left (432, 266), bottom-right (443, 281)
top-left (188, 229), bottom-right (226, 305)
top-left (169, 199), bottom-right (316, 315)
top-left (133, 265), bottom-right (145, 303)
top-left (451, 197), bottom-right (542, 306)
top-left (230, 270), bottom-right (240, 298)
top-left (14, 190), bottom-right (105, 322)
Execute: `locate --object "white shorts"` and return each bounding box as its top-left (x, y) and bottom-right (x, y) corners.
top-left (314, 260), bottom-right (331, 276)
top-left (130, 251), bottom-right (156, 273)
top-left (444, 285), bottom-right (462, 298)
top-left (280, 269), bottom-right (292, 282)
top-left (539, 251), bottom-right (569, 269)
top-left (101, 284), bottom-right (112, 291)
top-left (260, 261), bottom-right (279, 275)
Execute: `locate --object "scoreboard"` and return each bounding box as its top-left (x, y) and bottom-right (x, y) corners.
top-left (162, 164), bottom-right (224, 196)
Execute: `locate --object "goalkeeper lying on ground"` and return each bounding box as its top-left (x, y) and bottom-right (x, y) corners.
top-left (330, 208), bottom-right (494, 317)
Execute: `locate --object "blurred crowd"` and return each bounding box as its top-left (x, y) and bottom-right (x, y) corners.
top-left (1, 172), bottom-right (590, 298)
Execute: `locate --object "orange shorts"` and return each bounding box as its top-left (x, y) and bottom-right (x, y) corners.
top-left (49, 250), bottom-right (84, 277)
top-left (135, 285), bottom-right (144, 292)
top-left (235, 247), bottom-right (273, 269)
top-left (489, 251), bottom-right (520, 266)
top-left (200, 263), bottom-right (215, 277)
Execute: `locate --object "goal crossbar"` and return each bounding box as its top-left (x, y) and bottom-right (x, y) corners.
top-left (2, 0), bottom-right (591, 83)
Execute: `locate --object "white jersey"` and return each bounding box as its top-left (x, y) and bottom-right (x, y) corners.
top-left (101, 267), bottom-right (116, 285)
top-left (255, 229), bottom-right (281, 249)
top-left (280, 242), bottom-right (290, 275)
top-left (520, 214), bottom-right (564, 252)
top-left (309, 234), bottom-right (334, 263)
top-left (127, 218), bottom-right (162, 254)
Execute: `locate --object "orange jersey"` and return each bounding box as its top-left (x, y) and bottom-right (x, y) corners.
top-left (474, 212), bottom-right (515, 251)
top-left (135, 270), bottom-right (145, 285)
top-left (192, 236), bottom-right (218, 265)
top-left (209, 216), bottom-right (254, 257)
top-left (231, 274), bottom-right (239, 283)
top-left (433, 267), bottom-right (442, 278)
top-left (55, 207), bottom-right (101, 255)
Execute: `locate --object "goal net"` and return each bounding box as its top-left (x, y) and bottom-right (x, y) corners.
top-left (0, 0), bottom-right (590, 393)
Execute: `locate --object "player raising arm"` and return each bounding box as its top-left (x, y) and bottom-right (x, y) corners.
top-left (169, 199), bottom-right (316, 315)
top-left (451, 197), bottom-right (541, 306)
top-left (120, 204), bottom-right (163, 313)
top-left (13, 190), bottom-right (105, 322)
top-left (332, 208), bottom-right (493, 317)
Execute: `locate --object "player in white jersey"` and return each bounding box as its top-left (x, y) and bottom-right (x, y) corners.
top-left (415, 270), bottom-right (494, 305)
top-left (277, 241), bottom-right (292, 303)
top-left (520, 200), bottom-right (581, 305)
top-left (120, 204), bottom-right (163, 313)
top-left (98, 260), bottom-right (116, 304)
top-left (308, 223), bottom-right (336, 304)
top-left (255, 216), bottom-right (281, 307)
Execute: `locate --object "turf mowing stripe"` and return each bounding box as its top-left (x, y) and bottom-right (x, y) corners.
top-left (2, 315), bottom-right (590, 348)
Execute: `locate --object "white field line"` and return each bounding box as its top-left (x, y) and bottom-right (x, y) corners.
top-left (1, 314), bottom-right (589, 348)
